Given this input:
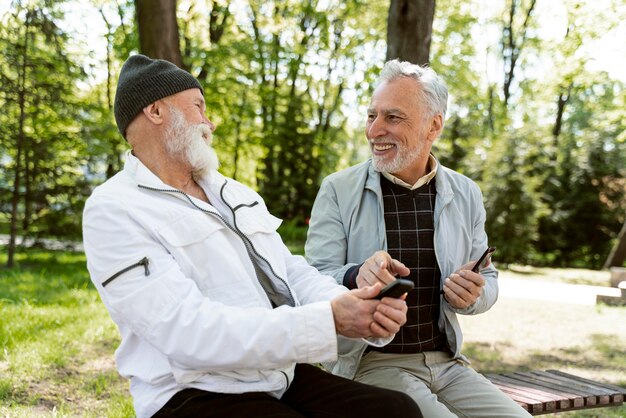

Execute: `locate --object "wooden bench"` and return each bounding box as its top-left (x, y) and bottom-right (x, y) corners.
top-left (486, 370), bottom-right (626, 415)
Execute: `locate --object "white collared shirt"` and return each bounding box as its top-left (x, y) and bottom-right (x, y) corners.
top-left (381, 154), bottom-right (438, 190)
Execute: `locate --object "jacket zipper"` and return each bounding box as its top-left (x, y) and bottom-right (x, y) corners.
top-left (218, 182), bottom-right (296, 307)
top-left (102, 257), bottom-right (150, 287)
top-left (138, 183), bottom-right (296, 307)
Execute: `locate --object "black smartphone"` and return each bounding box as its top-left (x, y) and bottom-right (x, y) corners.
top-left (374, 279), bottom-right (413, 299)
top-left (471, 247), bottom-right (496, 273)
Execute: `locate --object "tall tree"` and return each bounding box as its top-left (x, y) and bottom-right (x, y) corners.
top-left (237, 0), bottom-right (382, 222)
top-left (501, 0), bottom-right (537, 108)
top-left (0, 0), bottom-right (87, 267)
top-left (386, 0), bottom-right (435, 65)
top-left (135, 0), bottom-right (183, 67)
top-left (429, 0), bottom-right (483, 175)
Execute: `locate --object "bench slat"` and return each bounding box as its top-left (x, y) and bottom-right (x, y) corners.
top-left (513, 371), bottom-right (599, 406)
top-left (486, 370), bottom-right (626, 416)
top-left (530, 371), bottom-right (613, 405)
top-left (546, 370), bottom-right (625, 403)
top-left (505, 372), bottom-right (586, 406)
top-left (487, 373), bottom-right (568, 410)
top-left (489, 385), bottom-right (547, 414)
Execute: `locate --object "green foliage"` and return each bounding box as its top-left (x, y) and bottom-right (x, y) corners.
top-left (0, 0), bottom-right (90, 246)
top-left (534, 77), bottom-right (626, 268)
top-left (483, 133), bottom-right (543, 264)
top-left (278, 219), bottom-right (309, 255)
top-left (0, 0), bottom-right (624, 268)
top-left (429, 0), bottom-right (626, 266)
top-left (177, 0), bottom-right (388, 223)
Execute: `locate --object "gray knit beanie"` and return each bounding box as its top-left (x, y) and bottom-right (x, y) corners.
top-left (113, 54), bottom-right (203, 138)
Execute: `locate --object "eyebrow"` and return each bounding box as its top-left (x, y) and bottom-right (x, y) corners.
top-left (367, 108), bottom-right (406, 116)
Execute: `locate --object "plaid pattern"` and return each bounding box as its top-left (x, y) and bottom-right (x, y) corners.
top-left (370, 176), bottom-right (446, 354)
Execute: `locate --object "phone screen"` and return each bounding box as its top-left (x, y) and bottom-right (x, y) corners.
top-left (374, 279), bottom-right (413, 299)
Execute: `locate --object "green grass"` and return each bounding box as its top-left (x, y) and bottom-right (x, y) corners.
top-left (1, 245), bottom-right (624, 417)
top-left (0, 247), bottom-right (132, 417)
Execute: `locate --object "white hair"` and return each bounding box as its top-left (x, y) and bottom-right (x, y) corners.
top-left (377, 59), bottom-right (448, 120)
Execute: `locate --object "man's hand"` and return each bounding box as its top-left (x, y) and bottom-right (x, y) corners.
top-left (356, 250), bottom-right (410, 288)
top-left (441, 261), bottom-right (485, 309)
top-left (330, 285), bottom-right (407, 339)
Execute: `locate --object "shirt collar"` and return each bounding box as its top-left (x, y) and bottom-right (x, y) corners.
top-left (381, 154), bottom-right (438, 190)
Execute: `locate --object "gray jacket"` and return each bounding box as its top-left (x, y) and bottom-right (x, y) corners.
top-left (305, 158), bottom-right (498, 378)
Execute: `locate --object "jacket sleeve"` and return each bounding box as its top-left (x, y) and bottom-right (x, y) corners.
top-left (451, 183), bottom-right (499, 316)
top-left (83, 194), bottom-right (339, 372)
top-left (305, 177), bottom-right (358, 284)
top-left (275, 237), bottom-right (347, 304)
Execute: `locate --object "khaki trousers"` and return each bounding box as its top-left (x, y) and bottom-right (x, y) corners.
top-left (354, 351), bottom-right (532, 418)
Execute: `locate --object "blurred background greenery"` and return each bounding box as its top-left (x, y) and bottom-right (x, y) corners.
top-left (1, 3), bottom-right (625, 416)
top-left (1, 0), bottom-right (625, 269)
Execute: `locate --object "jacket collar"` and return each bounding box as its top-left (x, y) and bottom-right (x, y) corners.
top-left (364, 154), bottom-right (453, 197)
top-left (124, 150), bottom-right (223, 192)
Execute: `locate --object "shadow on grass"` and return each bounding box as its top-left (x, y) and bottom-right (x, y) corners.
top-left (466, 334), bottom-right (626, 387)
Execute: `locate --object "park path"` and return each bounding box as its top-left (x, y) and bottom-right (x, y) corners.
top-left (0, 234), bottom-right (83, 251)
top-left (461, 271), bottom-right (626, 383)
top-left (497, 273), bottom-right (621, 305)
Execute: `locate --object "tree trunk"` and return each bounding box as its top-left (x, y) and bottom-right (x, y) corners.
top-left (7, 12), bottom-right (31, 268)
top-left (604, 221), bottom-right (626, 269)
top-left (386, 0), bottom-right (435, 65)
top-left (502, 0), bottom-right (537, 108)
top-left (135, 0), bottom-right (183, 68)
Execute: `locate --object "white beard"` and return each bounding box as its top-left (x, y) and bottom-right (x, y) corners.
top-left (371, 137), bottom-right (426, 175)
top-left (165, 107), bottom-right (219, 179)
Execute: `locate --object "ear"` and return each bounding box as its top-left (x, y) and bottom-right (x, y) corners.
top-left (427, 113), bottom-right (443, 141)
top-left (142, 101), bottom-right (165, 126)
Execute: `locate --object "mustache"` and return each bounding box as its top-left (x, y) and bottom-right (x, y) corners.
top-left (370, 137), bottom-right (398, 144)
top-left (198, 124), bottom-right (213, 144)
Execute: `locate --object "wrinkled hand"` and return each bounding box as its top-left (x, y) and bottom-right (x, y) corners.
top-left (372, 293), bottom-right (408, 336)
top-left (441, 261), bottom-right (485, 309)
top-left (356, 250), bottom-right (410, 288)
top-left (331, 285), bottom-right (407, 339)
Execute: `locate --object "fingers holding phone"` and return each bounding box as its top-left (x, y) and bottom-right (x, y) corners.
top-left (357, 251), bottom-right (410, 288)
top-left (371, 295), bottom-right (408, 336)
top-left (368, 278), bottom-right (411, 336)
top-left (442, 247), bottom-right (495, 309)
top-left (330, 284), bottom-right (408, 339)
top-left (442, 270), bottom-right (485, 309)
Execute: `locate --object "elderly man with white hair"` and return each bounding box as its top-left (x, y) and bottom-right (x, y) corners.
top-left (306, 59), bottom-right (531, 418)
top-left (82, 54), bottom-right (422, 418)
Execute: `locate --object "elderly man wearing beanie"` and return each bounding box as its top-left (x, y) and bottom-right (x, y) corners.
top-left (82, 54), bottom-right (422, 418)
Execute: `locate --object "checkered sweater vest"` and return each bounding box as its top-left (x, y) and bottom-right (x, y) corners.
top-left (370, 176), bottom-right (446, 353)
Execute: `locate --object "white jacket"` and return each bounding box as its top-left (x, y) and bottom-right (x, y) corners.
top-left (82, 152), bottom-right (349, 418)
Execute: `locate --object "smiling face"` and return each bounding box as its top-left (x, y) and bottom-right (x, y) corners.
top-left (366, 77), bottom-right (442, 184)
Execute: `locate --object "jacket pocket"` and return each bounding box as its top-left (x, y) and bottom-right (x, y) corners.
top-left (102, 256), bottom-right (150, 287)
top-left (236, 207), bottom-right (282, 236)
top-left (156, 212), bottom-right (237, 290)
top-left (158, 212), bottom-right (224, 247)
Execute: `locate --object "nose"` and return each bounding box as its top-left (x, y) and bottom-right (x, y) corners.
top-left (366, 116), bottom-right (386, 139)
top-left (204, 115), bottom-right (216, 132)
